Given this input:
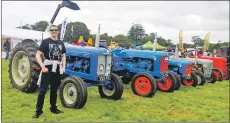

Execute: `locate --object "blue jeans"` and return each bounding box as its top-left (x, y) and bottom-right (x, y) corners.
top-left (5, 50), bottom-right (9, 60)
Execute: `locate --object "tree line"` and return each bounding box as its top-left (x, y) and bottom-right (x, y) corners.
top-left (17, 20), bottom-right (229, 51)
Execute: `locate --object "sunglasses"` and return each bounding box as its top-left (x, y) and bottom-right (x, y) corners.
top-left (50, 29), bottom-right (58, 32)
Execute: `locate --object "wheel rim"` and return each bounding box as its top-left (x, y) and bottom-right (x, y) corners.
top-left (63, 83), bottom-right (77, 105)
top-left (102, 81), bottom-right (115, 96)
top-left (213, 70), bottom-right (221, 80)
top-left (134, 76), bottom-right (152, 95)
top-left (197, 74), bottom-right (201, 84)
top-left (11, 51), bottom-right (30, 86)
top-left (223, 70), bottom-right (229, 80)
top-left (183, 78), bottom-right (194, 86)
top-left (157, 76), bottom-right (172, 91)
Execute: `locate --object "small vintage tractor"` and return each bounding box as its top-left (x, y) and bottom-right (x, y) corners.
top-left (167, 57), bottom-right (199, 87)
top-left (189, 52), bottom-right (226, 82)
top-left (8, 0), bottom-right (124, 109)
top-left (111, 48), bottom-right (178, 98)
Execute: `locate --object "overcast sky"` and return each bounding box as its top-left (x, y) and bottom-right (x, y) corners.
top-left (2, 1), bottom-right (229, 44)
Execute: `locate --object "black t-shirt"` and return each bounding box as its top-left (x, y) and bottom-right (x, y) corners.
top-left (39, 38), bottom-right (66, 61)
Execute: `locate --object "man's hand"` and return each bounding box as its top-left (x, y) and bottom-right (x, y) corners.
top-left (42, 66), bottom-right (48, 73)
top-left (62, 66), bottom-right (65, 73)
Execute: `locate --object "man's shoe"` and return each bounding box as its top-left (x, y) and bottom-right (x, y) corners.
top-left (50, 109), bottom-right (64, 114)
top-left (32, 111), bottom-right (43, 118)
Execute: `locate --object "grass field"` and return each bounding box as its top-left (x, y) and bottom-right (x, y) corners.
top-left (1, 59), bottom-right (229, 122)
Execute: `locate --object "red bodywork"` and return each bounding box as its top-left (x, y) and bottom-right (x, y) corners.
top-left (160, 57), bottom-right (168, 72)
top-left (189, 56), bottom-right (227, 73)
top-left (185, 65), bottom-right (192, 77)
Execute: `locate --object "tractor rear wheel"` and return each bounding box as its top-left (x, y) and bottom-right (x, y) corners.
top-left (157, 72), bottom-right (176, 92)
top-left (182, 71), bottom-right (198, 87)
top-left (223, 68), bottom-right (230, 80)
top-left (121, 76), bottom-right (131, 84)
top-left (209, 71), bottom-right (217, 84)
top-left (213, 68), bottom-right (224, 82)
top-left (59, 76), bottom-right (87, 109)
top-left (170, 72), bottom-right (181, 90)
top-left (131, 72), bottom-right (157, 97)
top-left (9, 42), bottom-right (40, 93)
top-left (193, 70), bottom-right (206, 86)
top-left (98, 73), bottom-right (124, 100)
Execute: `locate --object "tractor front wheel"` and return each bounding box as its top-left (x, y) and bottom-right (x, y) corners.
top-left (131, 72), bottom-right (157, 97)
top-left (157, 72), bottom-right (176, 92)
top-left (59, 76), bottom-right (87, 109)
top-left (98, 73), bottom-right (124, 100)
top-left (182, 71), bottom-right (198, 87)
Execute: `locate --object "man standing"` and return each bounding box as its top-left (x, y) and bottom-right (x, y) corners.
top-left (33, 25), bottom-right (66, 118)
top-left (3, 38), bottom-right (11, 60)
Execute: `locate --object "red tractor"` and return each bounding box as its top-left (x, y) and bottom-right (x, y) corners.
top-left (189, 48), bottom-right (227, 81)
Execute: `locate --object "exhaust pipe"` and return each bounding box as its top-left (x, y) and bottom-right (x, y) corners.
top-left (95, 24), bottom-right (101, 48)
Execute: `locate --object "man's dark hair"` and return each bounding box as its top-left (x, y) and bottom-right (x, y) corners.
top-left (50, 25), bottom-right (58, 29)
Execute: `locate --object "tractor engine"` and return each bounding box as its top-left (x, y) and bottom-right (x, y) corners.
top-left (114, 57), bottom-right (154, 71)
top-left (66, 56), bottom-right (90, 74)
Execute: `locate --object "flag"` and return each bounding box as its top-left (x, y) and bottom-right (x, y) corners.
top-left (179, 30), bottom-right (183, 52)
top-left (60, 17), bottom-right (68, 41)
top-left (203, 32), bottom-right (210, 51)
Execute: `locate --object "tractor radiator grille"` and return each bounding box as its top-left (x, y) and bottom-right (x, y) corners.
top-left (185, 65), bottom-right (192, 76)
top-left (160, 57), bottom-right (168, 72)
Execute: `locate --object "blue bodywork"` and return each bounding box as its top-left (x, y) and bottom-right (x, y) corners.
top-left (64, 44), bottom-right (111, 87)
top-left (111, 48), bottom-right (169, 82)
top-left (168, 58), bottom-right (193, 80)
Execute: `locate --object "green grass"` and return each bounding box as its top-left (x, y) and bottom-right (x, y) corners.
top-left (1, 59), bottom-right (229, 122)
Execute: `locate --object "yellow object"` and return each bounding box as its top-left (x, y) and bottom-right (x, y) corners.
top-left (78, 36), bottom-right (84, 43)
top-left (87, 38), bottom-right (93, 46)
top-left (179, 30), bottom-right (184, 52)
top-left (203, 32), bottom-right (210, 51)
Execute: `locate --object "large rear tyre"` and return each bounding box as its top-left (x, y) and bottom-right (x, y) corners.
top-left (223, 68), bottom-right (230, 80)
top-left (59, 76), bottom-right (87, 109)
top-left (131, 72), bottom-right (157, 97)
top-left (193, 71), bottom-right (206, 86)
top-left (209, 71), bottom-right (217, 84)
top-left (9, 42), bottom-right (40, 93)
top-left (170, 72), bottom-right (181, 90)
top-left (182, 71), bottom-right (198, 87)
top-left (121, 76), bottom-right (131, 84)
top-left (213, 68), bottom-right (224, 82)
top-left (98, 73), bottom-right (124, 100)
top-left (157, 72), bottom-right (176, 92)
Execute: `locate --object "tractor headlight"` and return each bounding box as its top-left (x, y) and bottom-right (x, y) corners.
top-left (165, 57), bottom-right (169, 60)
top-left (154, 57), bottom-right (157, 60)
top-left (179, 64), bottom-right (182, 68)
top-left (99, 64), bottom-right (104, 71)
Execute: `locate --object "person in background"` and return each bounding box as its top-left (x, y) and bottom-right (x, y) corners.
top-left (3, 38), bottom-right (11, 60)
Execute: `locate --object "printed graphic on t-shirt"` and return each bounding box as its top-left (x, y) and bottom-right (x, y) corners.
top-left (49, 44), bottom-right (62, 60)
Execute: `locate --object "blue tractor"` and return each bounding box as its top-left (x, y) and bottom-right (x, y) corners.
top-left (8, 0), bottom-right (124, 109)
top-left (111, 48), bottom-right (178, 98)
top-left (168, 58), bottom-right (199, 88)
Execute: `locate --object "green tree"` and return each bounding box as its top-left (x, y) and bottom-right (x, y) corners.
top-left (58, 21), bottom-right (90, 43)
top-left (31, 21), bottom-right (49, 31)
top-left (127, 24), bottom-right (146, 44)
